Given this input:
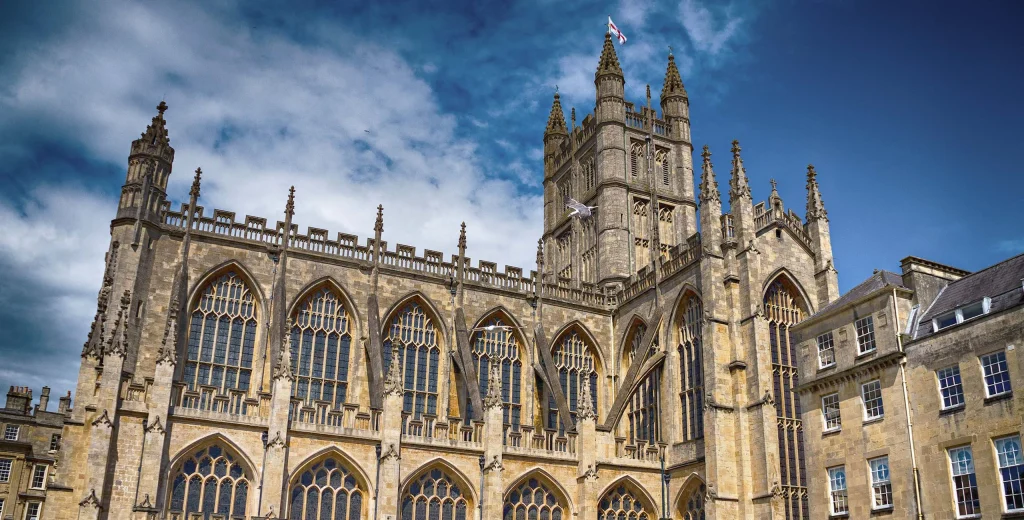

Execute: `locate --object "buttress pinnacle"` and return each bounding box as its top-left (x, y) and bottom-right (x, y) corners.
top-left (545, 92), bottom-right (568, 137)
top-left (596, 32), bottom-right (623, 77)
top-left (189, 168), bottom-right (202, 200)
top-left (729, 140), bottom-right (751, 201)
top-left (661, 53), bottom-right (687, 100)
top-left (458, 222), bottom-right (467, 251)
top-left (138, 101), bottom-right (171, 147)
top-left (805, 164), bottom-right (828, 221)
top-left (699, 145), bottom-right (721, 204)
top-left (285, 186), bottom-right (296, 218)
top-left (374, 204), bottom-right (384, 234)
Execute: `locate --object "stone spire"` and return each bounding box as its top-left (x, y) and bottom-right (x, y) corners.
top-left (483, 361), bottom-right (504, 409)
top-left (661, 52), bottom-right (687, 100)
top-left (189, 167), bottom-right (202, 200)
top-left (729, 140), bottom-right (751, 201)
top-left (545, 91), bottom-right (568, 138)
top-left (805, 164), bottom-right (828, 221)
top-left (383, 343), bottom-right (404, 397)
top-left (698, 145), bottom-right (721, 204)
top-left (285, 186), bottom-right (296, 219)
top-left (576, 362), bottom-right (596, 421)
top-left (769, 178), bottom-right (783, 209)
top-left (139, 101), bottom-right (170, 148)
top-left (82, 241), bottom-right (119, 358)
top-left (374, 204), bottom-right (384, 235)
top-left (596, 32), bottom-right (623, 77)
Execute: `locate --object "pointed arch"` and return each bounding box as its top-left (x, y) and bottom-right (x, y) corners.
top-left (667, 283), bottom-right (701, 340)
top-left (381, 291), bottom-right (448, 339)
top-left (547, 321), bottom-right (603, 434)
top-left (674, 289), bottom-right (705, 442)
top-left (615, 313), bottom-right (649, 374)
top-left (287, 446), bottom-right (370, 520)
top-left (762, 267), bottom-right (812, 315)
top-left (381, 292), bottom-right (446, 420)
top-left (618, 315), bottom-right (664, 446)
top-left (468, 307), bottom-right (529, 429)
top-left (503, 468), bottom-right (574, 519)
top-left (549, 320), bottom-right (606, 371)
top-left (180, 262), bottom-right (263, 402)
top-left (673, 473), bottom-right (707, 520)
top-left (287, 276), bottom-right (362, 339)
top-left (596, 475), bottom-right (658, 520)
top-left (400, 458), bottom-right (477, 520)
top-left (166, 433), bottom-right (256, 519)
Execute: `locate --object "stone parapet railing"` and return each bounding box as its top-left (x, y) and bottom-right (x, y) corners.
top-left (169, 383), bottom-right (270, 425)
top-left (753, 202), bottom-right (813, 250)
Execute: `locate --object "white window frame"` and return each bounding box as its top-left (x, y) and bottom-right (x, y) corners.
top-left (855, 316), bottom-right (876, 354)
top-left (937, 366), bottom-right (965, 410)
top-left (869, 456), bottom-right (893, 509)
top-left (862, 380), bottom-right (884, 420)
top-left (981, 351), bottom-right (1012, 398)
top-left (30, 463), bottom-right (47, 490)
top-left (3, 424), bottom-right (19, 441)
top-left (995, 435), bottom-right (1024, 513)
top-left (817, 331), bottom-right (836, 368)
top-left (24, 501), bottom-right (42, 520)
top-left (0, 458), bottom-right (12, 482)
top-left (822, 393), bottom-right (841, 432)
top-left (948, 445), bottom-right (980, 518)
top-left (932, 297), bottom-right (992, 332)
top-left (828, 465), bottom-right (848, 515)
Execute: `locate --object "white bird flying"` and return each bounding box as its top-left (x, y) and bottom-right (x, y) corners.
top-left (565, 196), bottom-right (598, 219)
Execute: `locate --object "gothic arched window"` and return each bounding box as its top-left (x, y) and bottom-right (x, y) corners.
top-left (678, 483), bottom-right (706, 520)
top-left (469, 316), bottom-right (523, 428)
top-left (401, 468), bottom-right (470, 520)
top-left (656, 150), bottom-right (669, 186)
top-left (289, 287), bottom-right (353, 408)
top-left (547, 329), bottom-right (598, 434)
top-left (503, 476), bottom-right (565, 520)
top-left (383, 302), bottom-right (441, 420)
top-left (678, 294), bottom-right (704, 441)
top-left (288, 456), bottom-right (364, 520)
top-left (183, 271), bottom-right (258, 398)
top-left (764, 278), bottom-right (808, 520)
top-left (630, 143), bottom-right (645, 178)
top-left (624, 323), bottom-right (660, 446)
top-left (168, 443), bottom-right (250, 519)
top-left (658, 206), bottom-right (675, 255)
top-left (597, 482), bottom-right (652, 520)
top-left (633, 199), bottom-right (650, 271)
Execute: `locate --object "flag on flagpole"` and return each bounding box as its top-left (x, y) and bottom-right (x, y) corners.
top-left (608, 16), bottom-right (627, 44)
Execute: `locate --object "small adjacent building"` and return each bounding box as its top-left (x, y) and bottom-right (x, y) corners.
top-left (0, 387), bottom-right (72, 520)
top-left (794, 253), bottom-right (1024, 518)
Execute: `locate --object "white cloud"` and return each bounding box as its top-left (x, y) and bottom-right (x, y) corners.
top-left (616, 0), bottom-right (654, 30)
top-left (679, 0), bottom-right (745, 58)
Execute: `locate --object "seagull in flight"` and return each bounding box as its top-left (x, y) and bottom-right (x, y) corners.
top-left (565, 196), bottom-right (598, 219)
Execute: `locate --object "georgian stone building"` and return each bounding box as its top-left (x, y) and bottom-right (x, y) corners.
top-left (0, 386), bottom-right (72, 520)
top-left (45, 33), bottom-right (843, 520)
top-left (794, 254), bottom-right (1024, 518)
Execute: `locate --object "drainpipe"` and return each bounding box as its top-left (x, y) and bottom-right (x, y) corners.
top-left (373, 444), bottom-right (382, 520)
top-left (257, 430), bottom-right (269, 517)
top-left (893, 288), bottom-right (925, 519)
top-left (132, 418), bottom-right (148, 508)
top-left (478, 455), bottom-right (485, 520)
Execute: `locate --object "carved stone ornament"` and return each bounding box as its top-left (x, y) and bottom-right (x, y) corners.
top-left (145, 416), bottom-right (165, 435)
top-left (704, 483), bottom-right (718, 502)
top-left (272, 319), bottom-right (295, 382)
top-left (92, 409), bottom-right (113, 428)
top-left (79, 489), bottom-right (102, 509)
top-left (380, 443), bottom-right (400, 463)
top-left (762, 389), bottom-right (776, 408)
top-left (266, 431), bottom-right (286, 449)
top-left (265, 506), bottom-right (277, 519)
top-left (770, 480), bottom-right (784, 502)
top-left (157, 297), bottom-right (179, 366)
top-left (576, 368), bottom-right (596, 421)
top-left (136, 493), bottom-right (155, 509)
top-left (483, 362), bottom-right (504, 410)
top-left (484, 455), bottom-right (504, 473)
top-left (825, 259), bottom-right (837, 274)
top-left (746, 240), bottom-right (760, 255)
top-left (383, 343), bottom-right (404, 398)
top-left (753, 304), bottom-right (766, 321)
top-left (583, 463), bottom-right (599, 481)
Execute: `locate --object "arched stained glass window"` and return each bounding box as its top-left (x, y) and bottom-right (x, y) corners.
top-left (183, 271), bottom-right (258, 401)
top-left (624, 323), bottom-right (660, 446)
top-left (679, 483), bottom-right (706, 520)
top-left (469, 316), bottom-right (523, 428)
top-left (289, 287), bottom-right (353, 408)
top-left (383, 302), bottom-right (440, 420)
top-left (168, 443), bottom-right (250, 520)
top-left (597, 483), bottom-right (651, 520)
top-left (547, 329), bottom-right (598, 434)
top-left (288, 456), bottom-right (364, 520)
top-left (503, 476), bottom-right (565, 520)
top-left (764, 278), bottom-right (808, 520)
top-left (678, 293), bottom-right (704, 441)
top-left (401, 468), bottom-right (469, 520)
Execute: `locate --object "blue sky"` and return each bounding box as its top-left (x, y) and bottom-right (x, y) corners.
top-left (1, 0), bottom-right (1022, 399)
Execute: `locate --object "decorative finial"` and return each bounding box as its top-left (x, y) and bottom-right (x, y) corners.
top-left (699, 145), bottom-right (720, 204)
top-left (190, 168), bottom-right (202, 199)
top-left (805, 164), bottom-right (827, 221)
top-left (157, 101), bottom-right (168, 116)
top-left (701, 145), bottom-right (711, 161)
top-left (555, 84), bottom-right (559, 95)
top-left (374, 204), bottom-right (384, 234)
top-left (770, 179), bottom-right (777, 191)
top-left (571, 107), bottom-right (576, 128)
top-left (458, 222), bottom-right (467, 250)
top-left (668, 45), bottom-right (674, 56)
top-left (536, 238), bottom-right (544, 267)
top-left (807, 164), bottom-right (817, 180)
top-left (731, 140), bottom-right (741, 155)
top-left (646, 84), bottom-right (651, 101)
top-left (729, 140), bottom-right (751, 201)
top-left (285, 186), bottom-right (296, 217)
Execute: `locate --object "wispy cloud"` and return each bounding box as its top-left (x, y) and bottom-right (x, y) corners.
top-left (679, 0), bottom-right (747, 58)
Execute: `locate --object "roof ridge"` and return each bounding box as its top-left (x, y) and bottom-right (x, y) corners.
top-left (944, 250), bottom-right (1024, 286)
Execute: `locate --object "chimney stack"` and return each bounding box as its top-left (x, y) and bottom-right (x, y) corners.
top-left (58, 391), bottom-right (73, 415)
top-left (5, 386), bottom-right (33, 414)
top-left (38, 386), bottom-right (50, 412)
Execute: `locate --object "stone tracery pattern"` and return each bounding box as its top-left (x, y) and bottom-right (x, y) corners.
top-left (679, 483), bottom-right (706, 520)
top-left (503, 477), bottom-right (565, 520)
top-left (183, 271), bottom-right (257, 399)
top-left (548, 329), bottom-right (599, 434)
top-left (168, 443), bottom-right (250, 519)
top-left (384, 302), bottom-right (441, 420)
top-left (678, 294), bottom-right (705, 441)
top-left (288, 456), bottom-right (364, 520)
top-left (289, 287), bottom-right (353, 408)
top-left (401, 468), bottom-right (470, 520)
top-left (625, 323), bottom-right (661, 445)
top-left (470, 316), bottom-right (523, 427)
top-left (597, 482), bottom-right (651, 520)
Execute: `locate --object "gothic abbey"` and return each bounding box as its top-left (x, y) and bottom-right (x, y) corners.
top-left (44, 33), bottom-right (841, 520)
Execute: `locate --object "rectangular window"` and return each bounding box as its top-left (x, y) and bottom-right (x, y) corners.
top-left (822, 393), bottom-right (841, 432)
top-left (817, 332), bottom-right (835, 368)
top-left (981, 351), bottom-right (1012, 398)
top-left (30, 464), bottom-right (47, 489)
top-left (995, 435), bottom-right (1024, 512)
top-left (961, 301), bottom-right (985, 320)
top-left (869, 456), bottom-right (893, 509)
top-left (25, 502), bottom-right (41, 520)
top-left (0, 458), bottom-right (11, 482)
top-left (3, 424), bottom-right (19, 441)
top-left (855, 316), bottom-right (876, 354)
top-left (948, 446), bottom-right (980, 517)
top-left (50, 434), bottom-right (61, 451)
top-left (862, 380), bottom-right (884, 420)
top-left (937, 366), bottom-right (965, 409)
top-left (934, 311), bottom-right (958, 331)
top-left (0, 498), bottom-right (4, 517)
top-left (828, 466), bottom-right (848, 515)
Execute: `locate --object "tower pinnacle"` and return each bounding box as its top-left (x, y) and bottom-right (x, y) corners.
top-left (596, 32), bottom-right (623, 77)
top-left (139, 101), bottom-right (170, 147)
top-left (661, 53), bottom-right (687, 100)
top-left (729, 140), bottom-right (751, 201)
top-left (544, 91), bottom-right (568, 138)
top-left (699, 145), bottom-right (720, 203)
top-left (805, 164), bottom-right (828, 221)
top-left (190, 167), bottom-right (202, 199)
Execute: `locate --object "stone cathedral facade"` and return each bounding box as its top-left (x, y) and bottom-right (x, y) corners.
top-left (44, 34), bottom-right (840, 520)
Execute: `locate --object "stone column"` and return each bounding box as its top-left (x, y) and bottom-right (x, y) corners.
top-left (378, 344), bottom-right (406, 520)
top-left (575, 369), bottom-right (598, 519)
top-left (482, 363), bottom-right (505, 519)
top-left (132, 345), bottom-right (177, 517)
top-left (260, 333), bottom-right (294, 517)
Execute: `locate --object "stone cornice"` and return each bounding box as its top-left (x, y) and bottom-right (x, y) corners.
top-left (795, 351), bottom-right (905, 394)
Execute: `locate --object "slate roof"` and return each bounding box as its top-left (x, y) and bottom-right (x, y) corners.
top-left (809, 270), bottom-right (906, 320)
top-left (914, 252), bottom-right (1024, 340)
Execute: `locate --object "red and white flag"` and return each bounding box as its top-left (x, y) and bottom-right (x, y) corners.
top-left (608, 16), bottom-right (627, 44)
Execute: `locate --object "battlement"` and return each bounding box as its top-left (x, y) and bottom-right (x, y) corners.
top-left (552, 104), bottom-right (670, 172)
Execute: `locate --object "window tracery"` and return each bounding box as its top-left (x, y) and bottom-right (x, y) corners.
top-left (547, 329), bottom-right (598, 434)
top-left (503, 477), bottom-right (565, 520)
top-left (679, 483), bottom-right (706, 520)
top-left (656, 150), bottom-right (669, 186)
top-left (289, 287), bottom-right (353, 408)
top-left (658, 206), bottom-right (675, 256)
top-left (764, 278), bottom-right (808, 520)
top-left (401, 468), bottom-right (470, 520)
top-left (168, 443), bottom-right (250, 520)
top-left (183, 271), bottom-right (257, 400)
top-left (630, 143), bottom-right (645, 178)
top-left (633, 199), bottom-right (650, 270)
top-left (678, 294), bottom-right (704, 441)
top-left (383, 302), bottom-right (440, 420)
top-left (288, 456), bottom-right (364, 520)
top-left (597, 483), bottom-right (651, 520)
top-left (469, 316), bottom-right (523, 428)
top-left (624, 323), bottom-right (660, 445)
